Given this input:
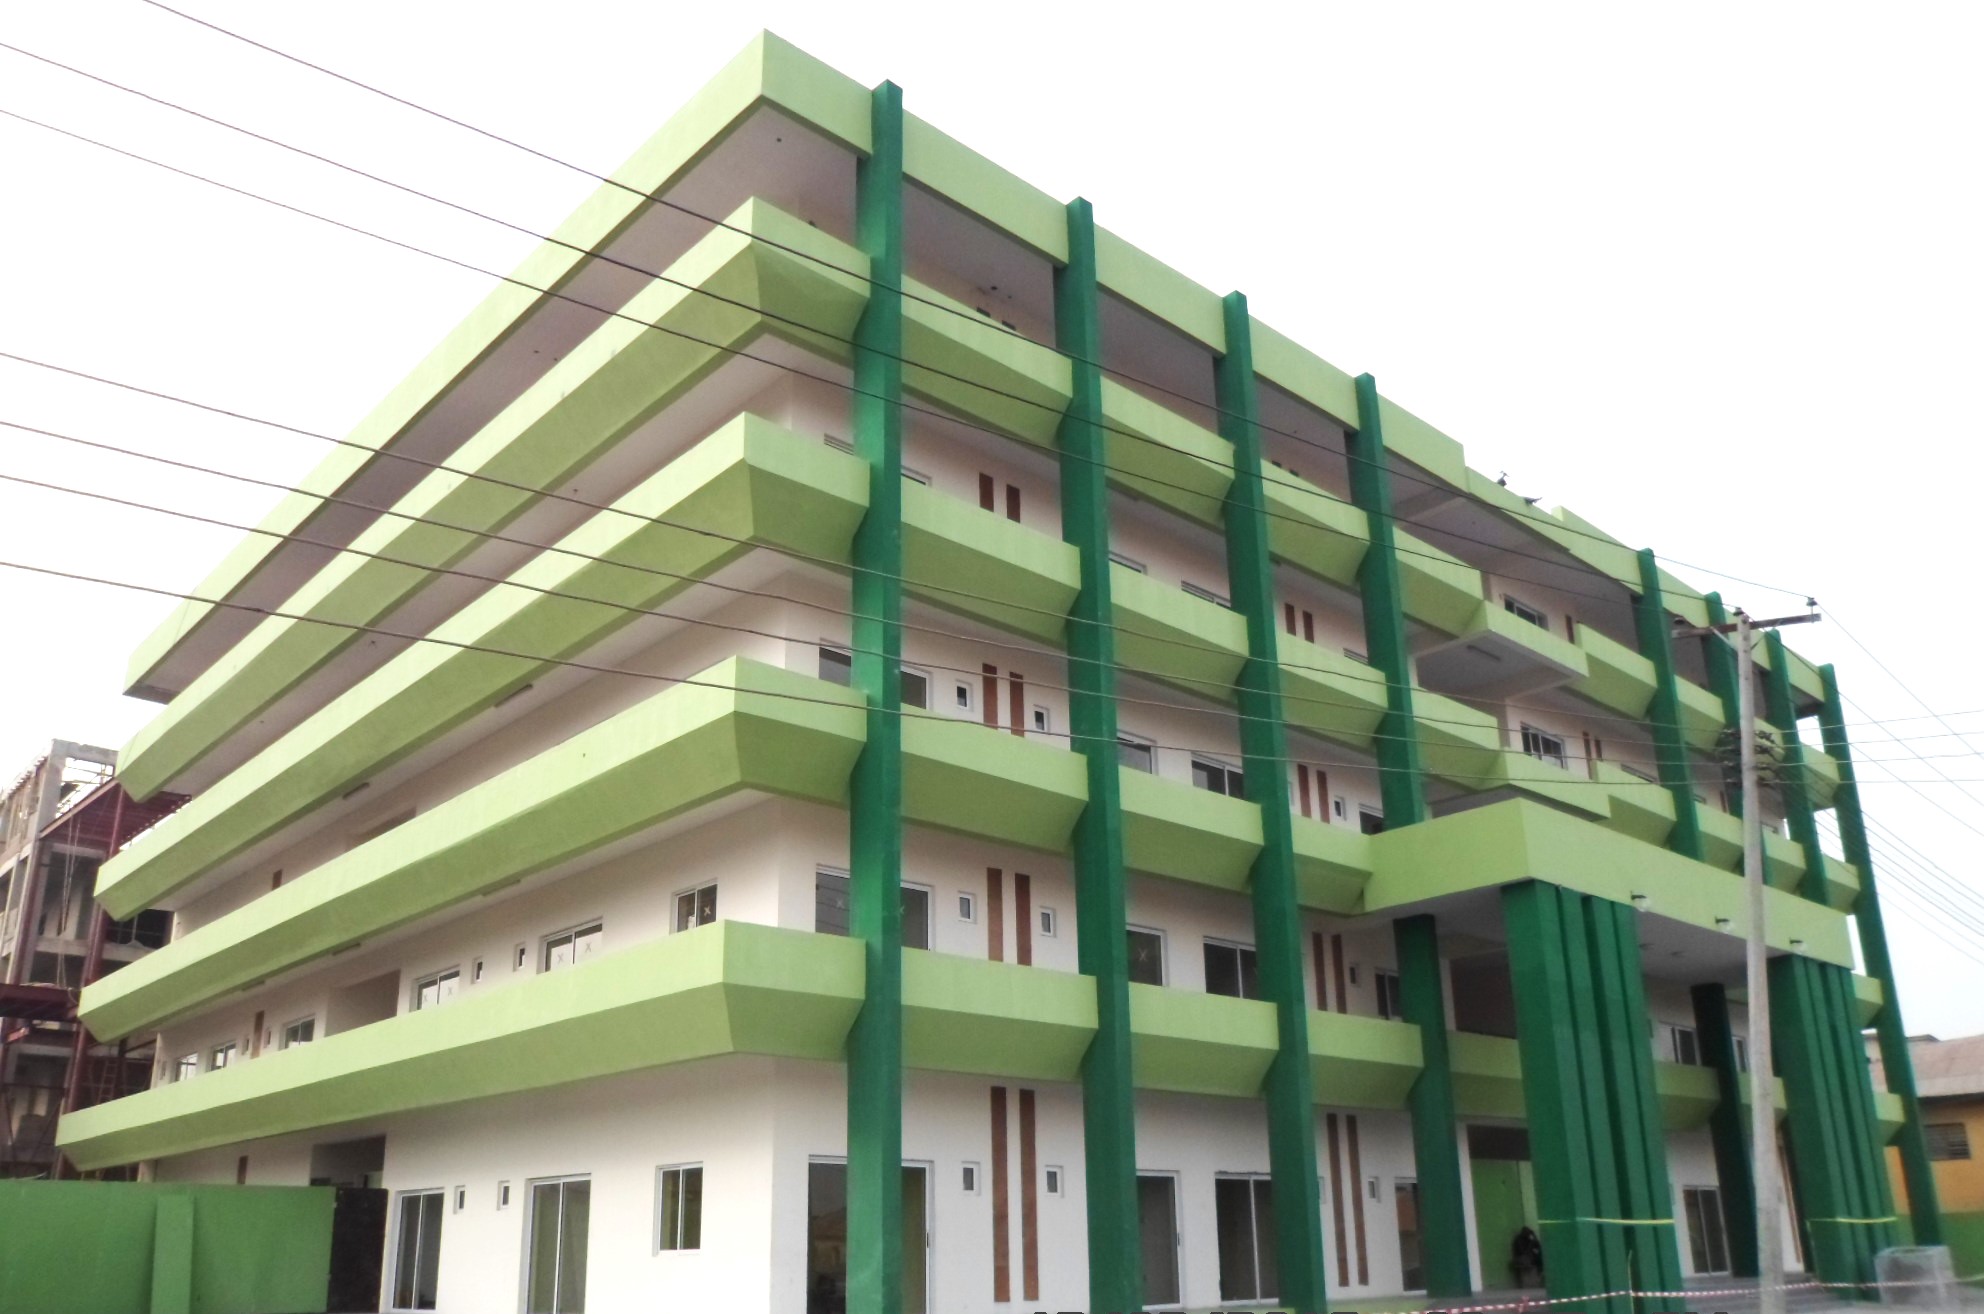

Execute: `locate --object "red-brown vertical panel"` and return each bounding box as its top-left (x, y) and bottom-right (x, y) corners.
top-left (1331, 933), bottom-right (1348, 1013)
top-left (249, 1010), bottom-right (264, 1059)
top-left (1565, 614), bottom-right (1578, 643)
top-left (1326, 1113), bottom-right (1349, 1287)
top-left (981, 665), bottom-right (1000, 728)
top-left (987, 869), bottom-right (1005, 963)
top-left (1303, 610), bottom-right (1316, 644)
top-left (1284, 602), bottom-right (1297, 635)
top-left (1014, 872), bottom-right (1033, 967)
top-left (235, 1155), bottom-right (249, 1185)
top-left (1005, 484), bottom-right (1022, 523)
top-left (1019, 1088), bottom-right (1040, 1301)
top-left (990, 1086), bottom-right (1010, 1302)
top-left (979, 473), bottom-right (996, 512)
top-left (1009, 674), bottom-right (1026, 737)
top-left (1348, 1113), bottom-right (1369, 1285)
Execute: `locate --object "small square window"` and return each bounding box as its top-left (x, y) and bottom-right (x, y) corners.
top-left (1031, 705), bottom-right (1051, 734)
top-left (453, 1187), bottom-right (467, 1214)
top-left (514, 943), bottom-right (528, 971)
top-left (953, 681), bottom-right (973, 711)
top-left (674, 884), bottom-right (718, 932)
top-left (1332, 797), bottom-right (1346, 819)
top-left (961, 1162), bottom-right (980, 1194)
top-left (957, 892), bottom-right (977, 923)
top-left (1044, 1166), bottom-right (1064, 1196)
top-left (498, 1181), bottom-right (512, 1209)
top-left (1038, 907), bottom-right (1057, 938)
top-left (901, 667), bottom-right (930, 710)
top-left (471, 958), bottom-right (484, 984)
top-left (657, 1164), bottom-right (704, 1251)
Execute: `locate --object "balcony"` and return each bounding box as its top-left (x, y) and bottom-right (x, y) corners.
top-left (1110, 566), bottom-right (1248, 696)
top-left (1277, 637), bottom-right (1389, 752)
top-left (1265, 469), bottom-right (1369, 589)
top-left (1570, 625), bottom-right (1658, 718)
top-left (1416, 600), bottom-right (1589, 702)
top-left (1394, 530), bottom-right (1485, 637)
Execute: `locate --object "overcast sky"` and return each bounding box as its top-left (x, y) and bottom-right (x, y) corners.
top-left (2, 3), bottom-right (1980, 1035)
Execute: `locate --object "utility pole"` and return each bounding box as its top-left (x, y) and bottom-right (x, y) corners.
top-left (1676, 604), bottom-right (1818, 1314)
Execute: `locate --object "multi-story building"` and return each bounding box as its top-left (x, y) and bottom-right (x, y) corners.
top-left (56, 32), bottom-right (1939, 1313)
top-left (1, 742), bottom-right (177, 1176)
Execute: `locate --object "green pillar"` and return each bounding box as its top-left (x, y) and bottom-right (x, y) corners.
top-left (1762, 631), bottom-right (1828, 902)
top-left (1690, 982), bottom-right (1761, 1276)
top-left (1347, 374), bottom-right (1468, 1294)
top-left (844, 79), bottom-right (906, 1314)
top-left (1054, 197), bottom-right (1142, 1314)
top-left (1393, 916), bottom-right (1472, 1296)
top-left (1634, 550), bottom-right (1705, 860)
top-left (1818, 664), bottom-right (1942, 1244)
top-left (1217, 293), bottom-right (1328, 1313)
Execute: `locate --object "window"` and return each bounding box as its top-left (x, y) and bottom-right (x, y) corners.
top-left (1682, 1186), bottom-right (1729, 1274)
top-left (453, 1187), bottom-right (467, 1214)
top-left (656, 1165), bottom-right (703, 1252)
top-left (900, 666), bottom-right (930, 710)
top-left (1926, 1123), bottom-right (1973, 1161)
top-left (281, 1017), bottom-right (316, 1049)
top-left (499, 1181), bottom-right (512, 1210)
top-left (1192, 757), bottom-right (1245, 798)
top-left (542, 922), bottom-right (603, 972)
top-left (391, 1189), bottom-right (445, 1311)
top-left (472, 958), bottom-right (485, 984)
top-left (674, 884), bottom-right (718, 932)
top-left (524, 1176), bottom-right (590, 1314)
top-left (1520, 724), bottom-right (1569, 769)
top-left (1397, 1178), bottom-right (1425, 1291)
top-left (1375, 969), bottom-right (1404, 1021)
top-left (1504, 596), bottom-right (1548, 630)
top-left (1031, 705), bottom-right (1051, 735)
top-left (1038, 906), bottom-right (1057, 938)
top-left (174, 1053), bottom-right (198, 1082)
top-left (514, 943), bottom-right (529, 971)
top-left (1109, 551), bottom-right (1147, 574)
top-left (818, 645), bottom-right (852, 686)
top-left (1734, 1036), bottom-right (1749, 1073)
top-left (1204, 940), bottom-right (1261, 1000)
top-left (957, 892), bottom-right (977, 923)
top-left (951, 680), bottom-right (974, 712)
top-left (961, 1162), bottom-right (980, 1194)
top-left (209, 1042), bottom-right (236, 1071)
top-left (411, 968), bottom-right (460, 1012)
top-left (1667, 1024), bottom-right (1702, 1066)
top-left (1126, 928), bottom-right (1165, 986)
top-left (105, 908), bottom-right (173, 949)
top-left (1117, 733), bottom-right (1156, 774)
top-left (1215, 1175), bottom-right (1278, 1302)
top-left (815, 870), bottom-right (930, 950)
top-left (1182, 582), bottom-right (1232, 609)
top-left (1359, 807), bottom-right (1386, 836)
top-left (1045, 1166), bottom-right (1064, 1196)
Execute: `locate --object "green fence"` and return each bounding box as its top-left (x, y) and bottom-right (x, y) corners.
top-left (0, 1180), bottom-right (333, 1314)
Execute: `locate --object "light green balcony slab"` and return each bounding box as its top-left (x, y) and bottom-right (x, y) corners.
top-left (1099, 380), bottom-right (1231, 526)
top-left (1365, 799), bottom-right (1854, 966)
top-left (1655, 1060), bottom-right (1721, 1131)
top-left (1450, 1031), bottom-right (1524, 1120)
top-left (1119, 768), bottom-right (1261, 890)
top-left (84, 660), bottom-right (866, 1041)
top-left (900, 716), bottom-right (1087, 853)
top-left (1415, 691), bottom-right (1504, 789)
top-left (1454, 600), bottom-right (1589, 686)
top-left (1278, 638), bottom-right (1389, 751)
top-left (901, 950), bottom-right (1095, 1082)
top-left (1572, 625), bottom-right (1659, 718)
top-left (1676, 677), bottom-right (1728, 751)
top-left (1494, 748), bottom-right (1611, 820)
top-left (1801, 748), bottom-right (1843, 810)
top-left (901, 482), bottom-right (1080, 643)
top-left (1292, 816), bottom-right (1373, 913)
top-left (97, 417), bottom-right (869, 920)
top-left (1819, 855), bottom-right (1862, 914)
top-left (1875, 1090), bottom-right (1904, 1144)
top-left (901, 284), bottom-right (1071, 447)
top-left (1594, 761), bottom-right (1677, 847)
top-left (61, 920), bottom-right (866, 1172)
top-left (1129, 983), bottom-right (1277, 1097)
top-left (1698, 807), bottom-right (1744, 872)
top-left (1309, 1010), bottom-right (1421, 1110)
top-left (1249, 318), bottom-right (1359, 432)
top-left (1853, 973), bottom-right (1884, 1026)
top-left (1266, 471), bottom-right (1369, 587)
top-left (117, 200), bottom-right (870, 802)
top-left (1763, 829), bottom-right (1807, 892)
top-left (1110, 565), bottom-right (1248, 696)
top-left (1395, 530), bottom-right (1485, 637)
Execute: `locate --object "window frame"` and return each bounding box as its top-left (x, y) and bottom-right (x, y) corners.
top-left (655, 1163), bottom-right (704, 1253)
top-left (174, 1053), bottom-right (198, 1082)
top-left (1191, 755), bottom-right (1245, 799)
top-left (541, 920), bottom-right (604, 973)
top-left (1037, 906), bottom-right (1057, 938)
top-left (673, 882), bottom-right (719, 933)
top-left (390, 1187), bottom-right (446, 1312)
top-left (899, 664), bottom-right (932, 711)
top-left (208, 1041), bottom-right (237, 1071)
top-left (1203, 938), bottom-right (1261, 1000)
top-left (409, 966), bottom-right (461, 1012)
top-left (1126, 925), bottom-right (1167, 987)
top-left (957, 891), bottom-right (977, 924)
top-left (1503, 595), bottom-right (1549, 630)
top-left (1926, 1122), bottom-right (1972, 1161)
top-left (1374, 968), bottom-right (1404, 1021)
top-left (280, 1016), bottom-right (317, 1049)
top-left (1116, 731), bottom-right (1157, 774)
top-left (1519, 723), bottom-right (1569, 770)
top-left (521, 1174), bottom-right (591, 1314)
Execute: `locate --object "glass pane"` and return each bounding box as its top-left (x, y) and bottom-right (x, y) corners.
top-left (393, 1196), bottom-right (422, 1309)
top-left (1204, 943), bottom-right (1240, 998)
top-left (900, 670), bottom-right (929, 709)
top-left (675, 892), bottom-right (696, 932)
top-left (900, 887), bottom-right (930, 951)
top-left (1138, 1176), bottom-right (1180, 1305)
top-left (556, 1180), bottom-right (589, 1313)
top-left (815, 872), bottom-right (850, 937)
top-left (679, 1168), bottom-right (702, 1251)
top-left (1239, 948), bottom-right (1261, 1001)
top-left (1215, 1177), bottom-right (1259, 1300)
top-left (818, 648), bottom-right (852, 686)
top-left (575, 925), bottom-right (602, 959)
top-left (901, 1165), bottom-right (927, 1314)
top-left (1396, 1180), bottom-right (1424, 1291)
top-left (526, 1183), bottom-right (561, 1314)
top-left (1117, 739), bottom-right (1153, 773)
top-left (659, 1170), bottom-right (682, 1251)
top-left (1701, 1189), bottom-right (1727, 1273)
top-left (545, 935), bottom-right (574, 972)
top-left (415, 1192), bottom-right (442, 1309)
top-left (437, 972), bottom-right (458, 1004)
top-left (696, 887), bottom-right (716, 925)
top-left (1253, 1177), bottom-right (1279, 1300)
top-left (1126, 931), bottom-right (1164, 986)
top-left (807, 1162), bottom-right (848, 1314)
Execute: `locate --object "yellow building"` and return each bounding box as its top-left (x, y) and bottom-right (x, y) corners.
top-left (1876, 1033), bottom-right (1984, 1269)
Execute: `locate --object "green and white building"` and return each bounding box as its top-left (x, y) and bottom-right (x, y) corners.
top-left (57, 33), bottom-right (1940, 1314)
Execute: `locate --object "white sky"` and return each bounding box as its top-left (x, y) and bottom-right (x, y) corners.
top-left (2, 3), bottom-right (1980, 1034)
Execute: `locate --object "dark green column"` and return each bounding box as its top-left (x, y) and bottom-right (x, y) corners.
top-left (1700, 593), bottom-right (1744, 736)
top-left (1690, 982), bottom-right (1761, 1276)
top-left (1633, 549), bottom-right (1705, 860)
top-left (1393, 916), bottom-right (1472, 1296)
top-left (1762, 631), bottom-right (1828, 902)
top-left (1818, 664), bottom-right (1942, 1244)
top-left (844, 80), bottom-right (906, 1314)
top-left (1054, 198), bottom-right (1142, 1314)
top-left (1347, 373), bottom-right (1468, 1294)
top-left (1217, 293), bottom-right (1328, 1313)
